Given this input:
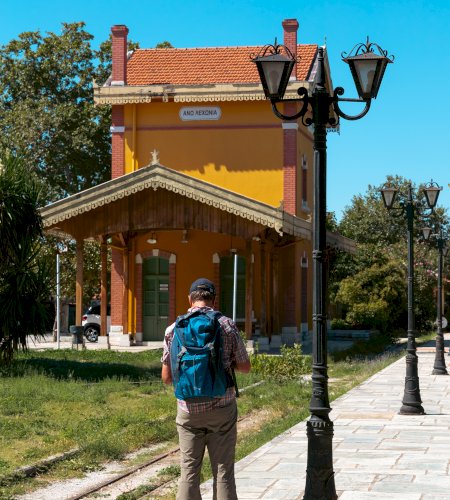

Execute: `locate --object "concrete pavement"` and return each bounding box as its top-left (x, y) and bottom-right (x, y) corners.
top-left (201, 339), bottom-right (450, 499)
top-left (27, 333), bottom-right (163, 352)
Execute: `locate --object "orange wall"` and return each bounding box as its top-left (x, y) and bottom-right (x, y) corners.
top-left (124, 101), bottom-right (285, 207)
top-left (135, 229), bottom-right (258, 320)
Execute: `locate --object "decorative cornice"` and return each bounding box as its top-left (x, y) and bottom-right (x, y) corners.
top-left (40, 163), bottom-right (296, 236)
top-left (93, 82), bottom-right (311, 105)
top-left (40, 163), bottom-right (355, 252)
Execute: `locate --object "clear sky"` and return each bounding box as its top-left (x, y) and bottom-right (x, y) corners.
top-left (2, 0), bottom-right (449, 220)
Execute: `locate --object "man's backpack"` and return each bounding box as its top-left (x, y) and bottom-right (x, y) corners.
top-left (169, 309), bottom-right (235, 401)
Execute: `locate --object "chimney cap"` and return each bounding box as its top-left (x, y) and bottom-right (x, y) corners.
top-left (282, 19), bottom-right (299, 30)
top-left (111, 25), bottom-right (129, 34)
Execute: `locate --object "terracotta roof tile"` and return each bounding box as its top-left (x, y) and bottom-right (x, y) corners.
top-left (126, 45), bottom-right (317, 86)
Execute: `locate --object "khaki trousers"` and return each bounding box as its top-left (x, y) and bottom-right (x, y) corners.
top-left (176, 401), bottom-right (238, 500)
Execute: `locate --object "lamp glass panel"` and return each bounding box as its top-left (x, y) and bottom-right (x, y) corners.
top-left (353, 59), bottom-right (378, 98)
top-left (261, 60), bottom-right (286, 96)
top-left (424, 187), bottom-right (440, 208)
top-left (422, 227), bottom-right (432, 241)
top-left (381, 188), bottom-right (397, 209)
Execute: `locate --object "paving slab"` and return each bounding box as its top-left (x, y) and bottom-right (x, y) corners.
top-left (201, 337), bottom-right (450, 499)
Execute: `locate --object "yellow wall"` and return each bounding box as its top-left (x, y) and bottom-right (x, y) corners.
top-left (122, 98), bottom-right (316, 334)
top-left (124, 101), bottom-right (285, 208)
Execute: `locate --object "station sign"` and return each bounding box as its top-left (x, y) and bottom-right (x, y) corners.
top-left (179, 106), bottom-right (222, 121)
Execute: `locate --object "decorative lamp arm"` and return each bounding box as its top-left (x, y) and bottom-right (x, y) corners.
top-left (269, 87), bottom-right (310, 121)
top-left (332, 87), bottom-right (372, 121)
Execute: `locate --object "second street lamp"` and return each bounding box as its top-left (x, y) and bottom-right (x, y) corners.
top-left (380, 181), bottom-right (442, 414)
top-left (422, 226), bottom-right (449, 375)
top-left (252, 39), bottom-right (393, 499)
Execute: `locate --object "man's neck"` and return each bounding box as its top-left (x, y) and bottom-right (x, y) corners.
top-left (191, 301), bottom-right (214, 309)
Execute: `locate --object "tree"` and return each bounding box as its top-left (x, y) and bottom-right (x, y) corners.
top-left (339, 175), bottom-right (448, 246)
top-left (330, 176), bottom-right (449, 332)
top-left (0, 22), bottom-right (139, 202)
top-left (335, 258), bottom-right (406, 332)
top-left (0, 24), bottom-right (138, 308)
top-left (155, 41), bottom-right (173, 49)
top-left (0, 153), bottom-right (51, 363)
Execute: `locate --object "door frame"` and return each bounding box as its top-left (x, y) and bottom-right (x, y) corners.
top-left (135, 249), bottom-right (176, 340)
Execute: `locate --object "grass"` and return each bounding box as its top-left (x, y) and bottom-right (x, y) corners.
top-left (0, 342), bottom-right (405, 498)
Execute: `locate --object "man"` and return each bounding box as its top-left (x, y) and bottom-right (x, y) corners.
top-left (161, 278), bottom-right (251, 500)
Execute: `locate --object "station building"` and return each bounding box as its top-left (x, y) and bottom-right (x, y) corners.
top-left (41, 18), bottom-right (354, 346)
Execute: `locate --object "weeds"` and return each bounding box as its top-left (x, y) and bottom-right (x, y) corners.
top-left (0, 344), bottom-right (404, 498)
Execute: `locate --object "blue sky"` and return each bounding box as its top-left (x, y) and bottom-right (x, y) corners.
top-left (2, 0), bottom-right (449, 220)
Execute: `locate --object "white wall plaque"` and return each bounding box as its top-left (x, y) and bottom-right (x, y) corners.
top-left (179, 106), bottom-right (222, 121)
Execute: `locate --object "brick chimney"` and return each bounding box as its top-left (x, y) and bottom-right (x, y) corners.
top-left (111, 25), bottom-right (129, 86)
top-left (282, 19), bottom-right (299, 80)
top-left (281, 19), bottom-right (300, 216)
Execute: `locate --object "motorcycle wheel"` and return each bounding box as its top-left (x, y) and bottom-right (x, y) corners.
top-left (84, 326), bottom-right (99, 342)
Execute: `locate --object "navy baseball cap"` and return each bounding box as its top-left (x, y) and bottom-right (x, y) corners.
top-left (189, 278), bottom-right (216, 295)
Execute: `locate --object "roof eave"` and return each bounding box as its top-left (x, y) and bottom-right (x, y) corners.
top-left (93, 81), bottom-right (312, 105)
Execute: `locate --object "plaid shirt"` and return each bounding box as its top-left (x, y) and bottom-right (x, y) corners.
top-left (161, 306), bottom-right (249, 414)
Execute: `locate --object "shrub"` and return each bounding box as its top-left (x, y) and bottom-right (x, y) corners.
top-left (334, 260), bottom-right (406, 332)
top-left (250, 344), bottom-right (310, 382)
top-left (330, 318), bottom-right (351, 330)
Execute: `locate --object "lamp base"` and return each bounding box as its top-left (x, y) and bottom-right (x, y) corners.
top-left (303, 418), bottom-right (337, 500)
top-left (432, 367), bottom-right (449, 375)
top-left (399, 404), bottom-right (425, 415)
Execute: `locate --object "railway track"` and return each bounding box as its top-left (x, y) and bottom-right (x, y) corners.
top-left (64, 381), bottom-right (267, 499)
top-left (68, 410), bottom-right (261, 499)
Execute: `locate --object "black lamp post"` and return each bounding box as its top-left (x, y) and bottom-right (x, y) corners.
top-left (422, 226), bottom-right (449, 374)
top-left (252, 39), bottom-right (393, 499)
top-left (380, 181), bottom-right (442, 413)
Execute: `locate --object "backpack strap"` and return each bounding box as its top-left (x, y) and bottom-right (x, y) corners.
top-left (204, 310), bottom-right (240, 398)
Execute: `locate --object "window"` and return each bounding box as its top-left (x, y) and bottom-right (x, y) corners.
top-left (220, 255), bottom-right (246, 319)
top-left (301, 154), bottom-right (309, 210)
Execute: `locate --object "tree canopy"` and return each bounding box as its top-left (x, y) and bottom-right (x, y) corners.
top-left (330, 176), bottom-right (449, 333)
top-left (0, 22), bottom-right (137, 202)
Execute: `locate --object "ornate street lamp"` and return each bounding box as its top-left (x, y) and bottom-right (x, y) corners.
top-left (380, 181), bottom-right (442, 413)
top-left (252, 39), bottom-right (393, 499)
top-left (422, 225), bottom-right (449, 374)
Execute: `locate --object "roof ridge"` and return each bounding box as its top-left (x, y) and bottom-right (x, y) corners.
top-left (134, 43), bottom-right (318, 52)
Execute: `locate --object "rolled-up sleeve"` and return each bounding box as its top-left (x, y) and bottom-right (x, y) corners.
top-left (161, 323), bottom-right (175, 365)
top-left (218, 316), bottom-right (249, 368)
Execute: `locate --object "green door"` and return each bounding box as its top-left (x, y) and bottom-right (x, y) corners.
top-left (220, 255), bottom-right (246, 319)
top-left (143, 257), bottom-right (170, 341)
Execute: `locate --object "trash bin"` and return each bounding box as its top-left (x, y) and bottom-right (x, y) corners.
top-left (70, 325), bottom-right (85, 349)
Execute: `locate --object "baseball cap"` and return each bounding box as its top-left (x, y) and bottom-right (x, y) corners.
top-left (189, 278), bottom-right (216, 295)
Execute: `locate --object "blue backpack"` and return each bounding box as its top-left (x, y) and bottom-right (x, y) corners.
top-left (170, 310), bottom-right (235, 401)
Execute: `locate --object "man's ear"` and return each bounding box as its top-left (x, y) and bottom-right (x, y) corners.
top-left (188, 295), bottom-right (193, 306)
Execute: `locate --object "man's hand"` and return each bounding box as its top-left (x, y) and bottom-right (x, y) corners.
top-left (235, 359), bottom-right (251, 374)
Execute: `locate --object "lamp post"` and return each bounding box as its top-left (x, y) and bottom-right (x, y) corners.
top-left (380, 181), bottom-right (442, 413)
top-left (55, 242), bottom-right (68, 349)
top-left (252, 39), bottom-right (393, 499)
top-left (422, 226), bottom-right (449, 374)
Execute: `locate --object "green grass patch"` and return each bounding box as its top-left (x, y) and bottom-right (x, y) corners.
top-left (0, 345), bottom-right (403, 498)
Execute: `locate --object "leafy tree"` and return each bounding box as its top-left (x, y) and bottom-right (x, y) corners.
top-left (339, 175), bottom-right (448, 245)
top-left (334, 258), bottom-right (406, 331)
top-left (0, 153), bottom-right (51, 363)
top-left (40, 237), bottom-right (111, 311)
top-left (330, 176), bottom-right (449, 332)
top-left (0, 23), bottom-right (138, 202)
top-left (0, 23), bottom-right (138, 306)
top-left (155, 41), bottom-right (174, 49)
